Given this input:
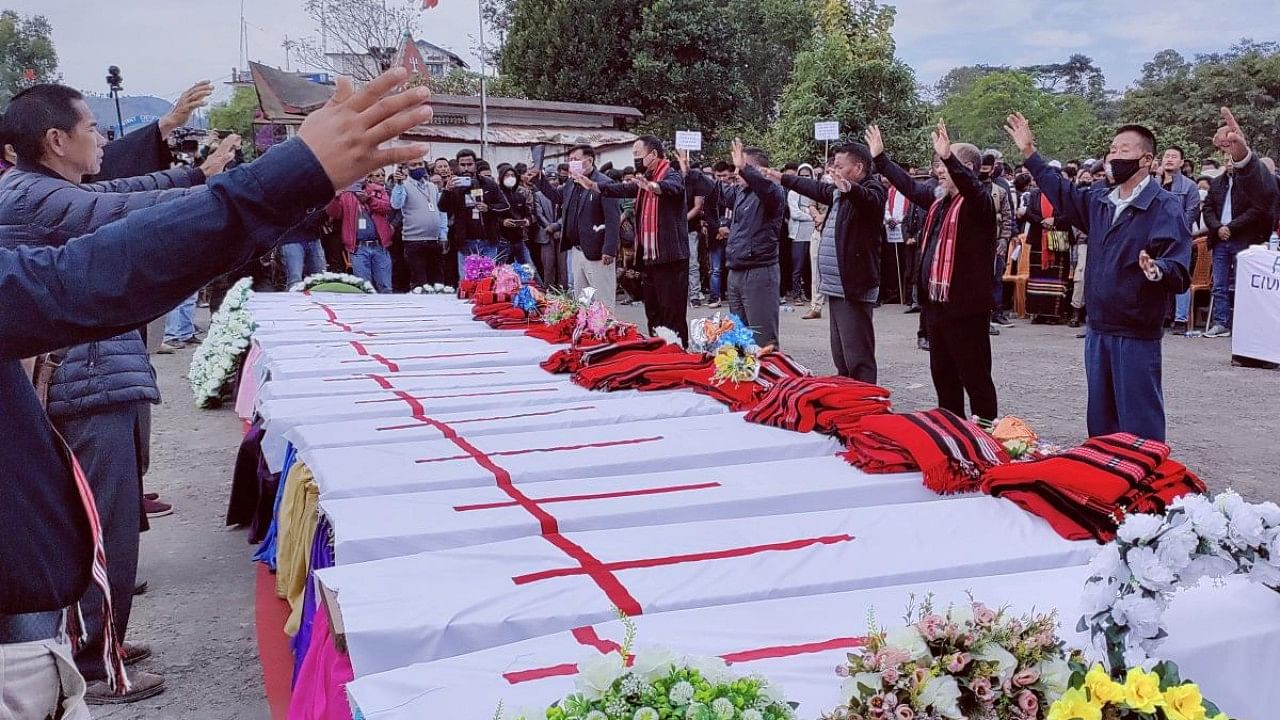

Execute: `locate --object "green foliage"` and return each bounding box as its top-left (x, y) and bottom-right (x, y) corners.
top-left (208, 86), bottom-right (260, 154)
top-left (0, 10), bottom-right (60, 104)
top-left (766, 0), bottom-right (927, 166)
top-left (941, 70), bottom-right (1102, 163)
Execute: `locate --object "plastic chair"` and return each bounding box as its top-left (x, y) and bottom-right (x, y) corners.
top-left (1185, 237), bottom-right (1213, 329)
top-left (1002, 236), bottom-right (1031, 318)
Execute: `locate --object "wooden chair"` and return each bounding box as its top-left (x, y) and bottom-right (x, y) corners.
top-left (1002, 235), bottom-right (1031, 318)
top-left (1185, 237), bottom-right (1213, 329)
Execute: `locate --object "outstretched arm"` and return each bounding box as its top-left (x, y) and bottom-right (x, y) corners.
top-left (866, 124), bottom-right (937, 208)
top-left (1006, 112), bottom-right (1091, 234)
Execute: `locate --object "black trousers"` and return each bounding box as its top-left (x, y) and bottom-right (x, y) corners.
top-left (57, 402), bottom-right (147, 681)
top-left (924, 304), bottom-right (998, 421)
top-left (828, 296), bottom-right (877, 382)
top-left (643, 258), bottom-right (690, 345)
top-left (403, 240), bottom-right (448, 288)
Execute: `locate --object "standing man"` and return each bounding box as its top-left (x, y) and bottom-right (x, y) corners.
top-left (718, 139), bottom-right (786, 348)
top-left (326, 170), bottom-right (394, 292)
top-left (870, 121), bottom-right (999, 421)
top-left (579, 136), bottom-right (689, 342)
top-left (982, 152), bottom-right (1017, 330)
top-left (1162, 145), bottom-right (1205, 333)
top-left (1201, 144), bottom-right (1274, 338)
top-left (538, 144), bottom-right (620, 307)
top-left (440, 148), bottom-right (509, 277)
top-left (392, 157), bottom-right (449, 287)
top-left (686, 164), bottom-right (707, 307)
top-left (767, 142), bottom-right (886, 381)
top-left (1006, 113), bottom-right (1191, 441)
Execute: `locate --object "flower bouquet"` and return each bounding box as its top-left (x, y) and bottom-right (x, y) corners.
top-left (465, 254), bottom-right (497, 281)
top-left (411, 283), bottom-right (456, 294)
top-left (828, 597), bottom-right (1072, 720)
top-left (689, 313), bottom-right (764, 385)
top-left (189, 277), bottom-right (256, 408)
top-left (289, 272), bottom-right (375, 294)
top-left (1046, 661), bottom-right (1228, 720)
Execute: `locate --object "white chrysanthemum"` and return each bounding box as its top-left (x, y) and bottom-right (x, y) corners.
top-left (1111, 593), bottom-right (1164, 639)
top-left (1125, 546), bottom-right (1176, 591)
top-left (689, 656), bottom-right (732, 685)
top-left (1123, 645), bottom-right (1155, 669)
top-left (1035, 656), bottom-right (1072, 698)
top-left (711, 697), bottom-right (735, 720)
top-left (973, 643), bottom-right (1018, 684)
top-left (741, 710), bottom-right (764, 720)
top-left (1116, 513), bottom-right (1165, 544)
top-left (1088, 544), bottom-right (1126, 581)
top-left (1247, 558), bottom-right (1280, 587)
top-left (919, 675), bottom-right (963, 719)
top-left (584, 711), bottom-right (608, 720)
top-left (1154, 521), bottom-right (1199, 574)
top-left (1080, 577), bottom-right (1121, 615)
top-left (633, 708), bottom-right (659, 720)
top-left (575, 653), bottom-right (626, 701)
top-left (1172, 495), bottom-right (1227, 542)
top-left (1226, 502), bottom-right (1268, 548)
top-left (669, 681), bottom-right (695, 706)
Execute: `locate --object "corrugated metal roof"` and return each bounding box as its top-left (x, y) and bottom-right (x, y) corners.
top-left (431, 94), bottom-right (642, 119)
top-left (401, 124), bottom-right (638, 146)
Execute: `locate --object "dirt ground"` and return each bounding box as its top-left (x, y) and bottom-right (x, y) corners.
top-left (115, 302), bottom-right (1277, 719)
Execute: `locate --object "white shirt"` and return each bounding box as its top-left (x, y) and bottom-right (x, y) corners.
top-left (1108, 173), bottom-right (1151, 224)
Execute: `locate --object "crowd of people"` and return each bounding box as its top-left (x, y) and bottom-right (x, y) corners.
top-left (0, 56), bottom-right (1278, 719)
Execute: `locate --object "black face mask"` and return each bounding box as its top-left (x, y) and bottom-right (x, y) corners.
top-left (978, 171), bottom-right (991, 181)
top-left (633, 156), bottom-right (646, 174)
top-left (1109, 158), bottom-right (1142, 185)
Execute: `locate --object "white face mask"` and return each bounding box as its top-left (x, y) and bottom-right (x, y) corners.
top-left (503, 177), bottom-right (517, 189)
top-left (1198, 188), bottom-right (1209, 201)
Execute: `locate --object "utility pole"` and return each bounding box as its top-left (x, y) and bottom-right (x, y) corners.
top-left (477, 0), bottom-right (489, 158)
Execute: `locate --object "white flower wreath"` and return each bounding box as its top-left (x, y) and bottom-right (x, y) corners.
top-left (188, 277), bottom-right (256, 408)
top-left (410, 283), bottom-right (456, 294)
top-left (289, 272), bottom-right (375, 294)
top-left (1080, 490), bottom-right (1280, 669)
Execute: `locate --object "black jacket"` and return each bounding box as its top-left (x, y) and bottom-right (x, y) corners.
top-left (782, 172), bottom-right (887, 300)
top-left (538, 169), bottom-right (621, 260)
top-left (598, 168), bottom-right (689, 265)
top-left (877, 153), bottom-right (996, 318)
top-left (1204, 169), bottom-right (1273, 247)
top-left (439, 175), bottom-right (509, 248)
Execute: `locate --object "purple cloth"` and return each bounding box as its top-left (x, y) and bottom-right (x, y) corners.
top-left (291, 514), bottom-right (334, 683)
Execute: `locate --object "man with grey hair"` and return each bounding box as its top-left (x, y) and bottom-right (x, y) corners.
top-left (867, 120), bottom-right (999, 421)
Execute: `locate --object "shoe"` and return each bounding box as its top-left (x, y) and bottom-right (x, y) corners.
top-left (991, 312), bottom-right (1015, 328)
top-left (988, 325), bottom-right (1001, 336)
top-left (144, 497), bottom-right (173, 518)
top-left (85, 671), bottom-right (166, 704)
top-left (133, 580), bottom-right (148, 596)
top-left (143, 492), bottom-right (159, 501)
top-left (690, 298), bottom-right (702, 308)
top-left (122, 642), bottom-right (152, 666)
top-left (155, 342), bottom-right (183, 355)
top-left (706, 299), bottom-right (721, 308)
top-left (793, 296), bottom-right (809, 306)
top-left (801, 310), bottom-right (821, 320)
top-left (1171, 321), bottom-right (1188, 336)
top-left (1068, 314), bottom-right (1081, 329)
top-left (1204, 324), bottom-right (1232, 338)
top-left (1076, 331), bottom-right (1087, 339)
top-left (904, 304), bottom-right (921, 314)
top-left (917, 337), bottom-right (930, 351)
top-left (185, 333), bottom-right (204, 346)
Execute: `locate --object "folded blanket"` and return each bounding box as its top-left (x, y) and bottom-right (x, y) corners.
top-left (745, 376), bottom-right (892, 435)
top-left (541, 337), bottom-right (668, 374)
top-left (526, 318), bottom-right (577, 344)
top-left (572, 348), bottom-right (713, 393)
top-left (843, 409), bottom-right (1009, 494)
top-left (682, 352), bottom-right (813, 412)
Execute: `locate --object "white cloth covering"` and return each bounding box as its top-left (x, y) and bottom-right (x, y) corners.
top-left (251, 324), bottom-right (509, 348)
top-left (345, 567), bottom-right (1280, 720)
top-left (288, 391), bottom-right (729, 465)
top-left (255, 365), bottom-right (565, 405)
top-left (1231, 246), bottom-right (1280, 363)
top-left (258, 336), bottom-right (556, 364)
top-left (317, 496), bottom-right (1093, 675)
top-left (319, 455), bottom-right (930, 564)
top-left (303, 413), bottom-right (842, 500)
top-left (262, 342), bottom-right (559, 382)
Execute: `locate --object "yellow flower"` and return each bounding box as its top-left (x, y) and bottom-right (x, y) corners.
top-left (1123, 667), bottom-right (1165, 714)
top-left (1083, 665), bottom-right (1125, 705)
top-left (1163, 684), bottom-right (1208, 720)
top-left (1047, 687), bottom-right (1102, 720)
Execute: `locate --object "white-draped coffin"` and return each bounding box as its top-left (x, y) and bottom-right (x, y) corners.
top-left (262, 342), bottom-right (559, 382)
top-left (250, 323), bottom-right (511, 348)
top-left (345, 567), bottom-right (1280, 720)
top-left (317, 497), bottom-right (1094, 675)
top-left (287, 392), bottom-right (730, 462)
top-left (303, 413), bottom-right (843, 500)
top-left (319, 456), bottom-right (931, 564)
top-left (255, 365), bottom-right (565, 405)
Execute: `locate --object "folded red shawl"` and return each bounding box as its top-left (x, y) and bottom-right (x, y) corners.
top-left (572, 347), bottom-right (712, 392)
top-left (526, 318), bottom-right (577, 344)
top-left (541, 337), bottom-right (668, 375)
top-left (843, 409), bottom-right (1009, 494)
top-left (745, 376), bottom-right (892, 435)
top-left (681, 352), bottom-right (814, 412)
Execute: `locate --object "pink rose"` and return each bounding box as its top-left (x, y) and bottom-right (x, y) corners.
top-left (971, 677), bottom-right (994, 702)
top-left (974, 605), bottom-right (997, 626)
top-left (881, 668), bottom-right (900, 685)
top-left (917, 615), bottom-right (945, 641)
top-left (1016, 690), bottom-right (1039, 715)
top-left (836, 664), bottom-right (850, 677)
top-left (947, 653), bottom-right (972, 673)
top-left (1013, 668), bottom-right (1040, 687)
top-left (894, 706), bottom-right (915, 720)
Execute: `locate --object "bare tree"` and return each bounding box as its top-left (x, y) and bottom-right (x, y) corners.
top-left (286, 0), bottom-right (419, 81)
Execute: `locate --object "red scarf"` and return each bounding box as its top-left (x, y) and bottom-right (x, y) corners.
top-left (921, 195), bottom-right (965, 303)
top-left (1039, 192), bottom-right (1055, 263)
top-left (638, 159), bottom-right (671, 261)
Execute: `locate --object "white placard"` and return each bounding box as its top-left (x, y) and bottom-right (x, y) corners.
top-left (814, 121), bottom-right (840, 141)
top-left (675, 130), bottom-right (702, 151)
top-left (1231, 246), bottom-right (1280, 363)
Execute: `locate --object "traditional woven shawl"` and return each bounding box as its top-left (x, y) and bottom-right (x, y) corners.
top-left (843, 408), bottom-right (1009, 494)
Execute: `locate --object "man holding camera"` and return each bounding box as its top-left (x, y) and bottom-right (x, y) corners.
top-left (440, 148), bottom-right (508, 277)
top-left (392, 157), bottom-right (449, 287)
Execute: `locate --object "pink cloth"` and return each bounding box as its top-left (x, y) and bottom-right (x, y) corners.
top-left (287, 616), bottom-right (354, 720)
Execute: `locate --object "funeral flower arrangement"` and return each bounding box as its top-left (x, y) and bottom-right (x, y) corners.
top-left (541, 287), bottom-right (582, 325)
top-left (289, 271), bottom-right (375, 294)
top-left (464, 253), bottom-right (497, 281)
top-left (827, 597), bottom-right (1072, 720)
top-left (1045, 661), bottom-right (1228, 720)
top-left (189, 277), bottom-right (255, 408)
top-left (1079, 491), bottom-right (1280, 670)
top-left (411, 283), bottom-right (456, 294)
top-left (690, 313), bottom-right (763, 385)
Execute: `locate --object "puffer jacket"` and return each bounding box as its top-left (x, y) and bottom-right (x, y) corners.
top-left (0, 162), bottom-right (206, 416)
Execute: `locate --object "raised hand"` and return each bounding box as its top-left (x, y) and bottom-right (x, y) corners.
top-left (199, 133), bottom-right (240, 177)
top-left (730, 138), bottom-right (746, 170)
top-left (1004, 112), bottom-right (1036, 158)
top-left (1213, 106), bottom-right (1251, 162)
top-left (931, 118), bottom-right (952, 160)
top-left (677, 149), bottom-right (691, 172)
top-left (757, 166), bottom-right (783, 183)
top-left (864, 125), bottom-right (885, 158)
top-left (573, 172), bottom-right (600, 192)
top-left (297, 67), bottom-right (433, 191)
top-left (160, 80), bottom-right (215, 136)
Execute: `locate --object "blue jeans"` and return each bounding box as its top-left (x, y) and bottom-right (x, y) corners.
top-left (1084, 331), bottom-right (1165, 441)
top-left (503, 238), bottom-right (532, 266)
top-left (163, 294), bottom-right (197, 343)
top-left (1211, 239), bottom-right (1248, 327)
top-left (706, 244), bottom-right (725, 301)
top-left (280, 240), bottom-right (327, 287)
top-left (456, 239), bottom-right (500, 278)
top-left (1173, 291), bottom-right (1190, 323)
top-left (351, 243), bottom-right (393, 293)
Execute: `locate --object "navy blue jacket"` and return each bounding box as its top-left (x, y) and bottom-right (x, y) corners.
top-left (718, 165), bottom-right (786, 271)
top-left (536, 169), bottom-right (621, 261)
top-left (0, 163), bottom-right (206, 418)
top-left (0, 138), bottom-right (331, 615)
top-left (1026, 153), bottom-right (1190, 339)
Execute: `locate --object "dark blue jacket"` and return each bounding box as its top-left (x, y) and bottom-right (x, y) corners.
top-left (0, 138), bottom-right (331, 615)
top-left (1026, 153), bottom-right (1190, 339)
top-left (0, 163), bottom-right (206, 418)
top-left (719, 165), bottom-right (786, 271)
top-left (536, 169), bottom-right (621, 260)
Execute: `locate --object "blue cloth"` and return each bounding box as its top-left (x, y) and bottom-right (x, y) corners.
top-left (280, 239), bottom-right (327, 286)
top-left (163, 294), bottom-right (197, 342)
top-left (706, 244), bottom-right (725, 302)
top-left (1084, 330), bottom-right (1166, 441)
top-left (352, 243), bottom-right (392, 293)
top-left (253, 444), bottom-right (297, 569)
top-left (0, 137), bottom-right (333, 615)
top-left (354, 207), bottom-right (379, 243)
top-left (1211, 239), bottom-right (1249, 327)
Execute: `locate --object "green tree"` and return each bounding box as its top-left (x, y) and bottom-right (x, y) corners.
top-left (0, 10), bottom-right (60, 104)
top-left (941, 70), bottom-right (1101, 163)
top-left (209, 86), bottom-right (260, 156)
top-left (766, 0), bottom-right (927, 165)
top-left (722, 0), bottom-right (816, 131)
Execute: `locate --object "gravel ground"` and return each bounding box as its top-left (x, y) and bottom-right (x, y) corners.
top-left (116, 299), bottom-right (1277, 719)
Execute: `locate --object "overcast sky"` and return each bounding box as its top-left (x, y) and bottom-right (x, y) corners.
top-left (16, 0), bottom-right (1280, 105)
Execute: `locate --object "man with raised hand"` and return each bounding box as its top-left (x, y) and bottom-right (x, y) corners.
top-left (0, 66), bottom-right (430, 720)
